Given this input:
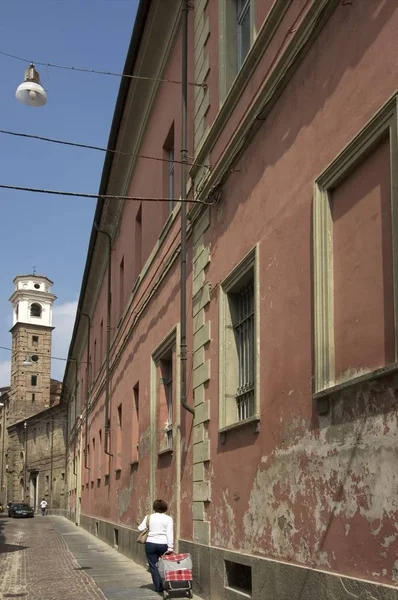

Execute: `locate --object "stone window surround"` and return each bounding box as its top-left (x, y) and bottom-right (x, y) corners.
top-left (150, 325), bottom-right (180, 453)
top-left (313, 94), bottom-right (398, 393)
top-left (218, 245), bottom-right (260, 431)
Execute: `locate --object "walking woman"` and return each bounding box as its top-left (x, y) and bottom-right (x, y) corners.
top-left (138, 499), bottom-right (173, 593)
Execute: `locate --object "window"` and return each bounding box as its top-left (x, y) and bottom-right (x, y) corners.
top-left (119, 257), bottom-right (124, 319)
top-left (31, 375), bottom-right (37, 387)
top-left (32, 335), bottom-right (39, 346)
top-left (219, 0), bottom-right (254, 101)
top-left (116, 404), bottom-right (122, 471)
top-left (132, 382), bottom-right (140, 463)
top-left (134, 203), bottom-right (142, 281)
top-left (46, 422), bottom-right (50, 437)
top-left (163, 124), bottom-right (175, 214)
top-left (225, 560), bottom-right (252, 595)
top-left (30, 303), bottom-right (42, 318)
top-left (313, 97), bottom-right (398, 392)
top-left (100, 320), bottom-right (104, 364)
top-left (160, 357), bottom-right (173, 449)
top-left (45, 475), bottom-right (49, 493)
top-left (152, 328), bottom-right (179, 453)
top-left (93, 339), bottom-right (97, 376)
top-left (237, 0), bottom-right (251, 69)
top-left (219, 247), bottom-right (258, 428)
top-left (32, 393), bottom-right (35, 403)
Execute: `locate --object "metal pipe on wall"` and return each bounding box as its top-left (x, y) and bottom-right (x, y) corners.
top-left (180, 0), bottom-right (195, 418)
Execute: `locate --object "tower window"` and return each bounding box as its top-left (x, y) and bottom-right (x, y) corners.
top-left (31, 375), bottom-right (37, 387)
top-left (34, 283), bottom-right (40, 289)
top-left (32, 336), bottom-right (39, 345)
top-left (32, 393), bottom-right (35, 403)
top-left (30, 303), bottom-right (42, 318)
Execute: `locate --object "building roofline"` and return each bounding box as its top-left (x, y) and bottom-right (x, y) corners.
top-left (62, 0), bottom-right (152, 398)
top-left (13, 275), bottom-right (54, 285)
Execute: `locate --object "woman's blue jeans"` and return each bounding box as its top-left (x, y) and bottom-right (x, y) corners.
top-left (145, 542), bottom-right (168, 592)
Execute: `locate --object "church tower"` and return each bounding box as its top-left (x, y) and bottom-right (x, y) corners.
top-left (9, 274), bottom-right (57, 423)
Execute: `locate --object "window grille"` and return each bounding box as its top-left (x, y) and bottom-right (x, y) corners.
top-left (163, 360), bottom-right (173, 448)
top-left (234, 281), bottom-right (255, 420)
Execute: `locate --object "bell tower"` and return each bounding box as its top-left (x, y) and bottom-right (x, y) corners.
top-left (9, 274), bottom-right (57, 423)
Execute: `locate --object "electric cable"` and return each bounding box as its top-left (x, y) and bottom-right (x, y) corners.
top-left (0, 184), bottom-right (211, 205)
top-left (0, 128), bottom-right (210, 170)
top-left (0, 49), bottom-right (205, 88)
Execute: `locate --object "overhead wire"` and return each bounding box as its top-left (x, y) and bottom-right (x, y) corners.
top-left (0, 184), bottom-right (211, 205)
top-left (0, 345), bottom-right (84, 364)
top-left (0, 49), bottom-right (205, 89)
top-left (0, 128), bottom-right (210, 170)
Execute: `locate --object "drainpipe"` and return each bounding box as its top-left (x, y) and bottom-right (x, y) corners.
top-left (79, 311), bottom-right (91, 471)
top-left (50, 412), bottom-right (54, 509)
top-left (94, 226), bottom-right (113, 457)
top-left (180, 0), bottom-right (195, 418)
top-left (24, 420), bottom-right (27, 501)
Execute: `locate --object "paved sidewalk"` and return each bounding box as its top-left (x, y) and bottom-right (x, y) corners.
top-left (53, 516), bottom-right (202, 600)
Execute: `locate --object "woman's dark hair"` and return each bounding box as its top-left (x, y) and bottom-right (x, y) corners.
top-left (153, 499), bottom-right (168, 513)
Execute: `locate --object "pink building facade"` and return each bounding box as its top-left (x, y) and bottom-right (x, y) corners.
top-left (63, 1), bottom-right (398, 598)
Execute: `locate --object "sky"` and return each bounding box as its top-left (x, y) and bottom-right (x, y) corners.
top-left (0, 0), bottom-right (139, 386)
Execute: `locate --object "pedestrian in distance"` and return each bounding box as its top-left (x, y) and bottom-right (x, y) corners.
top-left (138, 499), bottom-right (173, 593)
top-left (40, 498), bottom-right (48, 516)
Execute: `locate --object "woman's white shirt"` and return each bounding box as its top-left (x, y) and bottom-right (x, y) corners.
top-left (138, 512), bottom-right (174, 550)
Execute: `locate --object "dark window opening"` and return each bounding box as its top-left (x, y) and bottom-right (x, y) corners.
top-left (32, 393), bottom-right (35, 403)
top-left (30, 303), bottom-right (42, 318)
top-left (119, 257), bottom-right (125, 319)
top-left (225, 560), bottom-right (252, 595)
top-left (31, 375), bottom-right (37, 387)
top-left (230, 272), bottom-right (255, 421)
top-left (113, 528), bottom-right (119, 548)
top-left (32, 335), bottom-right (39, 345)
top-left (134, 204), bottom-right (142, 281)
top-left (163, 124), bottom-right (175, 214)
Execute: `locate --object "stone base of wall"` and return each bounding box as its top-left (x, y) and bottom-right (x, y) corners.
top-left (179, 540), bottom-right (398, 600)
top-left (66, 515), bottom-right (398, 599)
top-left (47, 508), bottom-right (67, 517)
top-left (79, 513), bottom-right (147, 567)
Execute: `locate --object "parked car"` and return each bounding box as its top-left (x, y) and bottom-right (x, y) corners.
top-left (8, 503), bottom-right (34, 518)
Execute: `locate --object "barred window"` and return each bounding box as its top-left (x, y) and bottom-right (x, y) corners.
top-left (233, 282), bottom-right (255, 420)
top-left (219, 247), bottom-right (258, 429)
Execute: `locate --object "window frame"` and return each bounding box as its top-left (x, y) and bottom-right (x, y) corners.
top-left (219, 0), bottom-right (256, 102)
top-left (219, 246), bottom-right (260, 430)
top-left (237, 0), bottom-right (251, 70)
top-left (151, 326), bottom-right (180, 455)
top-left (313, 95), bottom-right (398, 393)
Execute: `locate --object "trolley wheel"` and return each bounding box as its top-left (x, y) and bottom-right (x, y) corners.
top-left (163, 591), bottom-right (169, 600)
top-left (187, 590), bottom-right (193, 599)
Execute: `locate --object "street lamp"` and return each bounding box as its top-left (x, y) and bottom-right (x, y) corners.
top-left (15, 63), bottom-right (47, 107)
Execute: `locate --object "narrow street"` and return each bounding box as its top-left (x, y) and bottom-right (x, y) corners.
top-left (0, 515), bottom-right (201, 600)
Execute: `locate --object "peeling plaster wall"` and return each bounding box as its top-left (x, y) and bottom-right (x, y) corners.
top-left (197, 0), bottom-right (398, 593)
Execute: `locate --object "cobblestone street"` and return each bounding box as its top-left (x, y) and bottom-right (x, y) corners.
top-left (0, 515), bottom-right (202, 600)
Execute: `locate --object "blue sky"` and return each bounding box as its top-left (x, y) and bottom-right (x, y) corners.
top-left (0, 0), bottom-right (138, 385)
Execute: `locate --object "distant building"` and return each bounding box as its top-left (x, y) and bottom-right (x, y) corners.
top-left (0, 275), bottom-right (67, 510)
